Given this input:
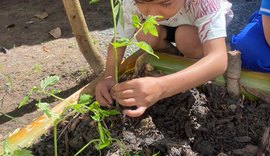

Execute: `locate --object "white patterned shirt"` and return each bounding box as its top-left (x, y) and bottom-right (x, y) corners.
top-left (117, 0), bottom-right (233, 43)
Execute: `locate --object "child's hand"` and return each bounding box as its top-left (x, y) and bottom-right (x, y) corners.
top-left (112, 77), bottom-right (164, 117)
top-left (95, 76), bottom-right (116, 107)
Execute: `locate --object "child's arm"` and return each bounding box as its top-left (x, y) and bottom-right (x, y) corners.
top-left (262, 15), bottom-right (270, 46)
top-left (158, 38), bottom-right (227, 98)
top-left (113, 37), bottom-right (227, 117)
top-left (95, 42), bottom-right (126, 107)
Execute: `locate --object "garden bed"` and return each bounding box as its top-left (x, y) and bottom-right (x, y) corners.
top-left (30, 82), bottom-right (270, 155)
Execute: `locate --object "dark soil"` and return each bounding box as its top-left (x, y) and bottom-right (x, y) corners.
top-left (31, 83), bottom-right (270, 156)
top-left (1, 0), bottom-right (269, 156)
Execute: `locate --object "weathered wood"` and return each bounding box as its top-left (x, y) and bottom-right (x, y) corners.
top-left (226, 51), bottom-right (241, 97)
top-left (62, 0), bottom-right (105, 75)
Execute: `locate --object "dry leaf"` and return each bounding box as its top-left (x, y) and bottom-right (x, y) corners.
top-left (49, 27), bottom-right (61, 39)
top-left (42, 45), bottom-right (50, 52)
top-left (34, 12), bottom-right (49, 19)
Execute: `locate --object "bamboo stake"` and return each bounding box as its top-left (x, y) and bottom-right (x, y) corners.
top-left (226, 51), bottom-right (241, 97)
top-left (62, 0), bottom-right (105, 75)
top-left (134, 52), bottom-right (270, 103)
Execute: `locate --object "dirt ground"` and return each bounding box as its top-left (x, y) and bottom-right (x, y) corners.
top-left (0, 0), bottom-right (112, 141)
top-left (1, 0), bottom-right (269, 156)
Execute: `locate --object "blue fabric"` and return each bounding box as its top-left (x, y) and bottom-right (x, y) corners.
top-left (260, 0), bottom-right (270, 16)
top-left (231, 11), bottom-right (270, 73)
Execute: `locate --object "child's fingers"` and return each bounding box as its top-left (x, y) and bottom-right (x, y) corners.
top-left (96, 89), bottom-right (111, 107)
top-left (113, 89), bottom-right (135, 99)
top-left (96, 94), bottom-right (110, 107)
top-left (112, 80), bottom-right (135, 92)
top-left (123, 106), bottom-right (147, 117)
top-left (117, 98), bottom-right (137, 107)
top-left (101, 88), bottom-right (113, 104)
top-left (96, 96), bottom-right (110, 107)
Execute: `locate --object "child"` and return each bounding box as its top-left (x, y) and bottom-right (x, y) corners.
top-left (95, 0), bottom-right (233, 117)
top-left (231, 0), bottom-right (270, 72)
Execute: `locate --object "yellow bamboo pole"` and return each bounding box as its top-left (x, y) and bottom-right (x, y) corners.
top-left (0, 74), bottom-right (103, 155)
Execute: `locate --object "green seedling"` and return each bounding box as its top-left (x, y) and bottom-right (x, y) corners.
top-left (32, 64), bottom-right (41, 74)
top-left (10, 0), bottom-right (162, 155)
top-left (0, 64), bottom-right (13, 92)
top-left (0, 64), bottom-right (14, 119)
top-left (89, 0), bottom-right (161, 108)
top-left (2, 140), bottom-right (33, 156)
top-left (18, 75), bottom-right (121, 156)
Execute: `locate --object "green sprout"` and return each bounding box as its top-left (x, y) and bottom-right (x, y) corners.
top-left (18, 75), bottom-right (120, 156)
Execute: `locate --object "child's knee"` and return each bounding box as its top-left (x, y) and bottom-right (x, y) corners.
top-left (175, 25), bottom-right (203, 59)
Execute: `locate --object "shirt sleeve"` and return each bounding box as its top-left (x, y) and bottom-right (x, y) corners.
top-left (116, 0), bottom-right (139, 39)
top-left (260, 0), bottom-right (270, 16)
top-left (192, 0), bottom-right (228, 43)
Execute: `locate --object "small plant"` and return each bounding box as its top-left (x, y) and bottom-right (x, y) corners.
top-left (2, 140), bottom-right (33, 156)
top-left (89, 0), bottom-right (161, 108)
top-left (32, 64), bottom-right (42, 74)
top-left (0, 64), bottom-right (12, 92)
top-left (17, 75), bottom-right (121, 156)
top-left (0, 64), bottom-right (14, 119)
top-left (3, 0), bottom-right (163, 155)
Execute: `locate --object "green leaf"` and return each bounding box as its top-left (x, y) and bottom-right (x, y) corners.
top-left (144, 23), bottom-right (158, 37)
top-left (40, 76), bottom-right (60, 91)
top-left (31, 86), bottom-right (39, 92)
top-left (89, 101), bottom-right (101, 121)
top-left (145, 16), bottom-right (158, 25)
top-left (88, 0), bottom-right (99, 4)
top-left (89, 101), bottom-right (100, 111)
top-left (111, 38), bottom-right (130, 48)
top-left (113, 2), bottom-right (120, 19)
top-left (3, 140), bottom-right (12, 155)
top-left (71, 104), bottom-right (88, 114)
top-left (97, 139), bottom-right (110, 150)
top-left (135, 41), bottom-right (159, 58)
top-left (96, 122), bottom-right (111, 150)
top-left (98, 122), bottom-right (105, 143)
top-left (152, 151), bottom-right (160, 156)
top-left (78, 94), bottom-right (92, 105)
top-left (102, 109), bottom-right (120, 117)
top-left (51, 89), bottom-right (61, 95)
top-left (91, 115), bottom-right (100, 121)
top-left (154, 15), bottom-right (164, 20)
top-left (18, 96), bottom-right (30, 108)
top-left (13, 149), bottom-right (33, 156)
top-left (132, 15), bottom-right (140, 28)
top-left (142, 15), bottom-right (163, 37)
top-left (36, 102), bottom-right (53, 118)
top-left (119, 5), bottom-right (125, 28)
